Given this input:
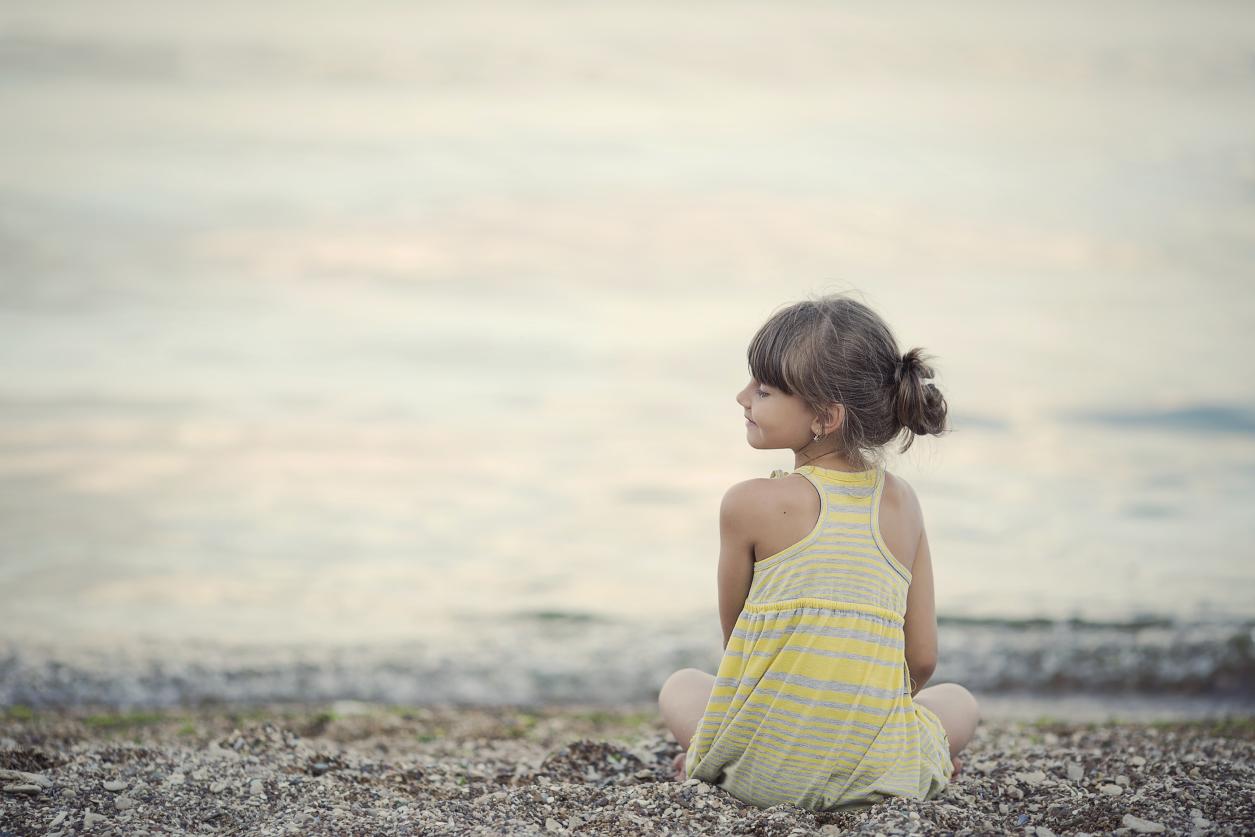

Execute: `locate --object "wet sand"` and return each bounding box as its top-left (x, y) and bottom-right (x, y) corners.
top-left (1, 701), bottom-right (1253, 835)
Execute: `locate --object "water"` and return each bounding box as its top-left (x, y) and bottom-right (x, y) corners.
top-left (2, 0), bottom-right (1253, 713)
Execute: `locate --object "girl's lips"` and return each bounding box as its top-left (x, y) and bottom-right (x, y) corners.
top-left (745, 418), bottom-right (756, 425)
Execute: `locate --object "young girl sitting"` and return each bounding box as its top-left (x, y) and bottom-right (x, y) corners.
top-left (658, 292), bottom-right (980, 811)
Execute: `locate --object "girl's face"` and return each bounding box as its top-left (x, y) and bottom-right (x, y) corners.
top-left (736, 378), bottom-right (819, 450)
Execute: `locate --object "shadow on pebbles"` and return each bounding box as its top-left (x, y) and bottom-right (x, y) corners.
top-left (1, 704), bottom-right (1253, 835)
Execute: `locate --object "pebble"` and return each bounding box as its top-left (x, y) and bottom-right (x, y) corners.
top-left (209, 780), bottom-right (229, 793)
top-left (0, 769), bottom-right (51, 787)
top-left (103, 779), bottom-right (128, 792)
top-left (1014, 769), bottom-right (1049, 786)
top-left (1065, 762), bottom-right (1084, 782)
top-left (251, 779), bottom-right (266, 796)
top-left (83, 810), bottom-right (107, 827)
top-left (115, 795), bottom-right (136, 810)
top-left (1121, 813), bottom-right (1166, 833)
top-left (1, 783), bottom-right (42, 795)
top-left (1099, 783), bottom-right (1124, 796)
top-left (1115, 775), bottom-right (1130, 786)
top-left (49, 811), bottom-right (67, 827)
top-left (1035, 827), bottom-right (1057, 837)
top-left (1130, 756), bottom-right (1147, 767)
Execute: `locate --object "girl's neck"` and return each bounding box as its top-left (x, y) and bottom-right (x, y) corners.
top-left (793, 450), bottom-right (870, 472)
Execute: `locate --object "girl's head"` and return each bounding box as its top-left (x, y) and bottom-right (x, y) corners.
top-left (737, 293), bottom-right (948, 470)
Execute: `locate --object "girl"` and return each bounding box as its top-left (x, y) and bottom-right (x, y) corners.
top-left (658, 293), bottom-right (980, 811)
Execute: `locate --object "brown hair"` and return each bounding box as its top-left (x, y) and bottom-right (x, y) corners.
top-left (747, 292), bottom-right (948, 469)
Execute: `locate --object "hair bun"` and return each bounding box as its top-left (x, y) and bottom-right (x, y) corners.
top-left (894, 350), bottom-right (922, 388)
top-left (892, 347), bottom-right (946, 440)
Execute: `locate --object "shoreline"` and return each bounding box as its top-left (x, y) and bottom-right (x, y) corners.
top-left (2, 702), bottom-right (1253, 835)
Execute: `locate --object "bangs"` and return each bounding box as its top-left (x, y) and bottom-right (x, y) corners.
top-left (746, 305), bottom-right (818, 396)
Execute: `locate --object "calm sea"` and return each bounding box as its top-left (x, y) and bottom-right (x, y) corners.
top-left (1, 1), bottom-right (1252, 715)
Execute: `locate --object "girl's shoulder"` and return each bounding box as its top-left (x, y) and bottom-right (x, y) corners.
top-left (720, 470), bottom-right (808, 515)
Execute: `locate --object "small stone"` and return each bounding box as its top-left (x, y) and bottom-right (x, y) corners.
top-left (1036, 827), bottom-right (1057, 837)
top-left (1122, 813), bottom-right (1166, 833)
top-left (115, 796), bottom-right (136, 811)
top-left (84, 810), bottom-right (108, 827)
top-left (1014, 769), bottom-right (1048, 786)
top-left (1100, 783), bottom-right (1124, 796)
top-left (545, 817), bottom-right (564, 832)
top-left (209, 781), bottom-right (229, 793)
top-left (103, 780), bottom-right (128, 792)
top-left (1066, 762), bottom-right (1084, 782)
top-left (166, 773), bottom-right (186, 785)
top-left (1130, 756), bottom-right (1146, 767)
top-left (311, 762), bottom-right (332, 776)
top-left (1115, 774), bottom-right (1130, 786)
top-left (250, 779), bottom-right (265, 796)
top-left (0, 769), bottom-right (51, 787)
top-left (1005, 785), bottom-right (1024, 800)
top-left (2, 783), bottom-right (42, 794)
top-left (50, 812), bottom-right (67, 827)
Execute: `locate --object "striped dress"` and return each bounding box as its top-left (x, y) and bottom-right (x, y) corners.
top-left (684, 464), bottom-right (953, 811)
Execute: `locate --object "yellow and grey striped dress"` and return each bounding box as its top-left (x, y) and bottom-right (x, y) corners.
top-left (685, 464), bottom-right (953, 811)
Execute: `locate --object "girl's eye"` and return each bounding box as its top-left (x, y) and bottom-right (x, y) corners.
top-left (756, 389), bottom-right (769, 397)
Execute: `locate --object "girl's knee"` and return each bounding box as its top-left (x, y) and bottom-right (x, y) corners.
top-left (659, 667), bottom-right (703, 707)
top-left (948, 683), bottom-right (981, 726)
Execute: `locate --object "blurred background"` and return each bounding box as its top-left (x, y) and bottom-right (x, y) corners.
top-left (1, 0), bottom-right (1252, 717)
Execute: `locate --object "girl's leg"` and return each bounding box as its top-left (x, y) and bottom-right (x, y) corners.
top-left (914, 682), bottom-right (981, 771)
top-left (658, 667), bottom-right (715, 751)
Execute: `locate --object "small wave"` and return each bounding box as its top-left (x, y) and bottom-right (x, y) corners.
top-left (1064, 403), bottom-right (1255, 435)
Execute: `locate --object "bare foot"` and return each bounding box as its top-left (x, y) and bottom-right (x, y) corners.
top-left (672, 750), bottom-right (687, 781)
top-left (951, 756), bottom-right (963, 779)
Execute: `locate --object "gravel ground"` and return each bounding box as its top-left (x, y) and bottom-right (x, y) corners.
top-left (1, 701), bottom-right (1252, 836)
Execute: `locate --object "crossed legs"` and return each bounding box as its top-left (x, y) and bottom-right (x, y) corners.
top-left (660, 668), bottom-right (980, 781)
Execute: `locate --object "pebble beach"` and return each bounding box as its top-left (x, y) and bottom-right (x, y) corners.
top-left (1, 702), bottom-right (1252, 836)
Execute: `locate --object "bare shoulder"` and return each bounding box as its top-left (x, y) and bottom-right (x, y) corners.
top-left (720, 473), bottom-right (813, 524)
top-left (880, 470), bottom-right (926, 570)
top-left (720, 476), bottom-right (778, 516)
top-left (883, 470), bottom-right (923, 520)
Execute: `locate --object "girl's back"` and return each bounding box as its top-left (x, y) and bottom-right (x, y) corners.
top-left (750, 467), bottom-right (922, 577)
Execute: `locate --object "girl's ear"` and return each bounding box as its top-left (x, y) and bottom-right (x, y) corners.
top-left (822, 404), bottom-right (845, 435)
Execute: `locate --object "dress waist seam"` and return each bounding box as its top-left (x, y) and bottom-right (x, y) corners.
top-left (742, 596), bottom-right (904, 624)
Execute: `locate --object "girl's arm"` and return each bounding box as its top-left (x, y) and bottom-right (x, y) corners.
top-left (716, 481), bottom-right (759, 650)
top-left (903, 523), bottom-right (939, 696)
